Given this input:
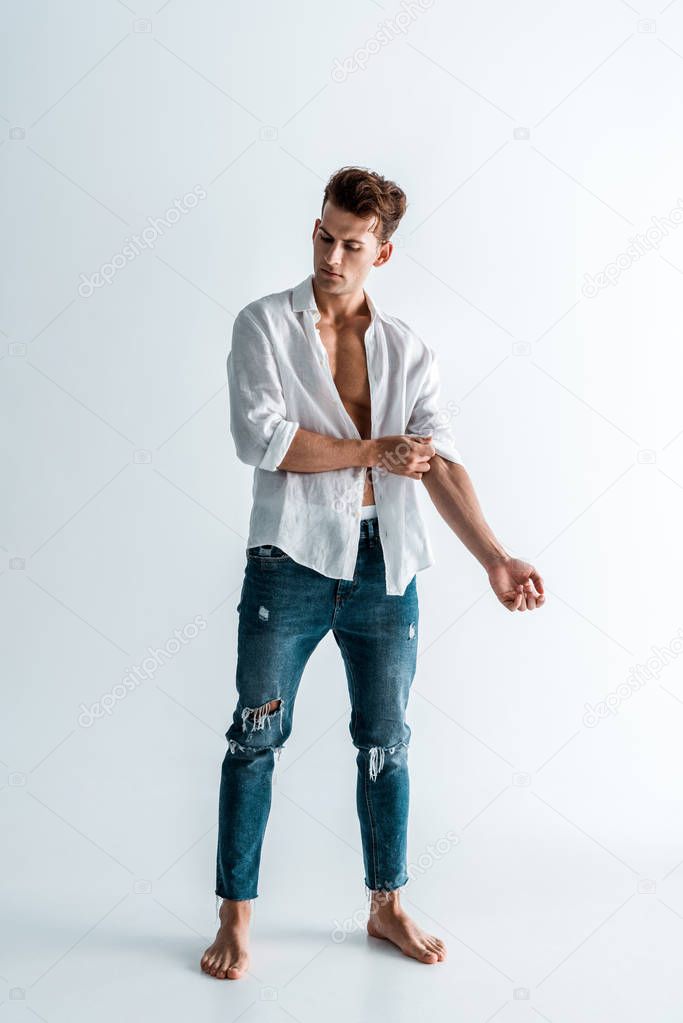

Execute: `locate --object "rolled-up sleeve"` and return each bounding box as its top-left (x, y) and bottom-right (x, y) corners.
top-left (227, 308), bottom-right (300, 471)
top-left (406, 345), bottom-right (465, 466)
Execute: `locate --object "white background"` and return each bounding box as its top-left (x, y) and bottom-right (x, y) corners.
top-left (2, 0), bottom-right (683, 1019)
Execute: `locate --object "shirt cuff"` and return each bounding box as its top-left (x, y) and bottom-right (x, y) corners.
top-left (258, 418), bottom-right (300, 472)
top-left (431, 436), bottom-right (465, 467)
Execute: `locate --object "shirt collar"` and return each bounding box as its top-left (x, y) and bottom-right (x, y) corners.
top-left (292, 272), bottom-right (384, 325)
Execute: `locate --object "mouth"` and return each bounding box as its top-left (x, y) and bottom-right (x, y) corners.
top-left (321, 268), bottom-right (341, 278)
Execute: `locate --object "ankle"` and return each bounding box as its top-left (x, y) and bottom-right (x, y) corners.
top-left (218, 897), bottom-right (253, 920)
top-left (369, 890), bottom-right (403, 916)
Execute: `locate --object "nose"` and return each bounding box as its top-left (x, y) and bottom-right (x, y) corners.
top-left (324, 242), bottom-right (343, 267)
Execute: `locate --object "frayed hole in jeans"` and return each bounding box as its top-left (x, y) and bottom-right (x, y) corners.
top-left (241, 699), bottom-right (283, 734)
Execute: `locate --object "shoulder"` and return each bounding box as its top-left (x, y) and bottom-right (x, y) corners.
top-left (381, 312), bottom-right (434, 370)
top-left (236, 282), bottom-right (294, 331)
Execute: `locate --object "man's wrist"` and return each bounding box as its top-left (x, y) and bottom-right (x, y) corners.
top-left (358, 439), bottom-right (379, 468)
top-left (482, 549), bottom-right (511, 572)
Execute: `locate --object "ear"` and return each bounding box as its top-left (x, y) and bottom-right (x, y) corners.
top-left (374, 240), bottom-right (393, 268)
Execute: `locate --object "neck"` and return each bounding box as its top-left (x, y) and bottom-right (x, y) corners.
top-left (311, 274), bottom-right (371, 325)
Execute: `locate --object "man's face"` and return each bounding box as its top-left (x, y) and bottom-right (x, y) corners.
top-left (312, 199), bottom-right (392, 298)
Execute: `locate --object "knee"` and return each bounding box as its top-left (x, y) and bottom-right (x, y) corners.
top-left (225, 696), bottom-right (288, 759)
top-left (241, 698), bottom-right (283, 733)
top-left (361, 740), bottom-right (409, 782)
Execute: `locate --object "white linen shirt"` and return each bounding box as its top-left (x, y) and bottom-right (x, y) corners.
top-left (226, 272), bottom-right (465, 596)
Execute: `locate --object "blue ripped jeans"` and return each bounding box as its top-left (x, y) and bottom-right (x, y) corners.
top-left (215, 517), bottom-right (419, 903)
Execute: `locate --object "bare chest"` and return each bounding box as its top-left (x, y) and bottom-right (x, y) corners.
top-left (315, 317), bottom-right (372, 439)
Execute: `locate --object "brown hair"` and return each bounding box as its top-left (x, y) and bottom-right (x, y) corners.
top-left (321, 166), bottom-right (407, 245)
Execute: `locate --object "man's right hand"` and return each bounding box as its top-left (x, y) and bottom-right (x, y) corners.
top-left (367, 434), bottom-right (436, 480)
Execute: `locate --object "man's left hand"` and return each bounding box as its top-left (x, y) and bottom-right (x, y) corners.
top-left (487, 557), bottom-right (545, 612)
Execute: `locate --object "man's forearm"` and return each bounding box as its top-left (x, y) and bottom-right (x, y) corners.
top-left (277, 427), bottom-right (375, 473)
top-left (422, 454), bottom-right (509, 570)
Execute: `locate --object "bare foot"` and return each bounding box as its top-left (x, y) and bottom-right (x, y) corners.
top-left (200, 898), bottom-right (252, 980)
top-left (366, 889), bottom-right (447, 964)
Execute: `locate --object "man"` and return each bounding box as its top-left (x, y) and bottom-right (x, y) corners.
top-left (201, 166), bottom-right (545, 980)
